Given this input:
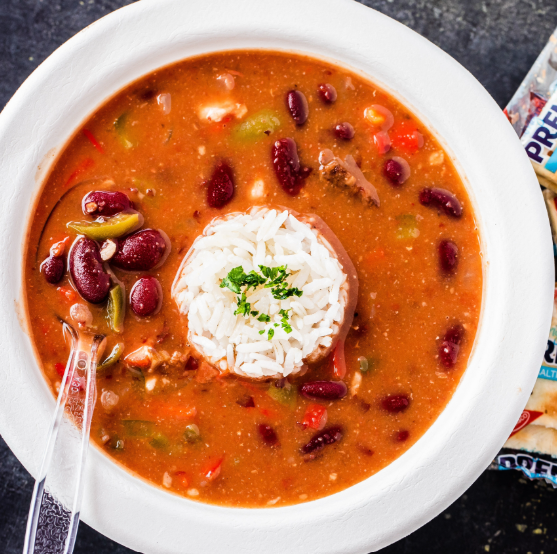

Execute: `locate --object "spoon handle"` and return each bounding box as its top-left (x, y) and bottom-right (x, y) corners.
top-left (23, 325), bottom-right (106, 554)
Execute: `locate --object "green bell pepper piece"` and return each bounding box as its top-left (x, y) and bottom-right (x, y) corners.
top-left (232, 109), bottom-right (281, 142)
top-left (114, 112), bottom-right (137, 149)
top-left (97, 343), bottom-right (124, 371)
top-left (68, 212), bottom-right (141, 241)
top-left (267, 381), bottom-right (297, 408)
top-left (107, 284), bottom-right (125, 333)
top-left (123, 420), bottom-right (156, 437)
top-left (150, 433), bottom-right (170, 449)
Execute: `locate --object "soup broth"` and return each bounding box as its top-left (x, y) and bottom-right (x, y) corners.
top-left (24, 51), bottom-right (482, 507)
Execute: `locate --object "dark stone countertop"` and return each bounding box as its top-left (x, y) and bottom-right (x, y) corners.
top-left (1, 1), bottom-right (557, 552)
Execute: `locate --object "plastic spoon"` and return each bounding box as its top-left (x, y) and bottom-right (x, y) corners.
top-left (22, 321), bottom-right (106, 554)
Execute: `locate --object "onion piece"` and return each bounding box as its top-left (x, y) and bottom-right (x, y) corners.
top-left (217, 73), bottom-right (235, 90)
top-left (414, 130), bottom-right (424, 148)
top-left (157, 93), bottom-right (171, 115)
top-left (373, 131), bottom-right (391, 154)
top-left (364, 104), bottom-right (394, 131)
top-left (70, 303), bottom-right (93, 328)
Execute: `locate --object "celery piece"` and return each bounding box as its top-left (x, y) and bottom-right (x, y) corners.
top-left (232, 109), bottom-right (281, 142)
top-left (68, 211), bottom-right (142, 241)
top-left (184, 424), bottom-right (201, 444)
top-left (150, 433), bottom-right (170, 449)
top-left (267, 381), bottom-right (297, 408)
top-left (97, 342), bottom-right (124, 371)
top-left (395, 215), bottom-right (419, 240)
top-left (123, 420), bottom-right (156, 437)
top-left (114, 112), bottom-right (136, 149)
top-left (107, 284), bottom-right (125, 334)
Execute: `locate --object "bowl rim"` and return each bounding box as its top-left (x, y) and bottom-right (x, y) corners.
top-left (0, 0), bottom-right (553, 552)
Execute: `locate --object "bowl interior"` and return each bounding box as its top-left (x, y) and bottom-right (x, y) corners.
top-left (0, 0), bottom-right (552, 553)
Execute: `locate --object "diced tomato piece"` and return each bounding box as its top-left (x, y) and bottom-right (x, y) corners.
top-left (258, 407), bottom-right (280, 419)
top-left (174, 471), bottom-right (189, 488)
top-left (301, 404), bottom-right (328, 430)
top-left (57, 286), bottom-right (76, 303)
top-left (64, 157), bottom-right (95, 187)
top-left (55, 362), bottom-right (85, 390)
top-left (390, 121), bottom-right (424, 154)
top-left (205, 115), bottom-right (233, 134)
top-left (202, 457), bottom-right (223, 481)
top-left (333, 341), bottom-right (347, 378)
top-left (365, 248), bottom-right (385, 265)
top-left (83, 129), bottom-right (104, 154)
top-left (55, 362), bottom-right (65, 378)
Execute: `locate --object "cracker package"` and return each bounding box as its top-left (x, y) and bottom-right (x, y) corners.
top-left (505, 26), bottom-right (557, 194)
top-left (492, 27), bottom-right (557, 485)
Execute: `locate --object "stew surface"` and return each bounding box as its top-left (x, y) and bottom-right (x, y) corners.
top-left (25, 50), bottom-right (483, 507)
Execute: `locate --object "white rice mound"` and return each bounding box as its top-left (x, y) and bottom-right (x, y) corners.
top-left (171, 207), bottom-right (349, 379)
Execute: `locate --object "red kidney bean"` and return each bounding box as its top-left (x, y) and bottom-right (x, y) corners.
top-left (206, 161), bottom-right (234, 209)
top-left (334, 122), bottom-right (355, 140)
top-left (318, 83), bottom-right (337, 104)
top-left (439, 240), bottom-right (458, 273)
top-left (40, 255), bottom-right (65, 284)
top-left (82, 190), bottom-right (133, 217)
top-left (271, 138), bottom-right (312, 195)
top-left (383, 158), bottom-right (410, 186)
top-left (355, 396), bottom-right (371, 413)
top-left (258, 423), bottom-right (279, 446)
top-left (185, 355), bottom-right (199, 371)
top-left (444, 324), bottom-right (465, 346)
top-left (237, 395), bottom-right (255, 408)
top-left (419, 187), bottom-right (463, 218)
top-left (286, 90), bottom-right (309, 125)
top-left (357, 444), bottom-right (374, 456)
top-left (381, 394), bottom-right (410, 414)
top-left (112, 229), bottom-right (167, 271)
top-left (395, 430), bottom-right (410, 442)
top-left (439, 324), bottom-right (465, 369)
top-left (301, 425), bottom-right (343, 455)
top-left (300, 380), bottom-right (347, 400)
top-left (139, 88), bottom-right (157, 101)
top-left (130, 276), bottom-right (162, 317)
top-left (69, 237), bottom-right (111, 304)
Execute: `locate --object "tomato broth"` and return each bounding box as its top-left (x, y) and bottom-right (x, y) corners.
top-left (24, 51), bottom-right (482, 507)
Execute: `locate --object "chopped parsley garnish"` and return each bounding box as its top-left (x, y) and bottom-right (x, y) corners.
top-left (233, 292), bottom-right (251, 317)
top-left (220, 266), bottom-right (267, 294)
top-left (279, 308), bottom-right (293, 334)
top-left (270, 281), bottom-right (303, 300)
top-left (267, 328), bottom-right (275, 340)
top-left (221, 265), bottom-right (303, 325)
top-left (220, 266), bottom-right (246, 294)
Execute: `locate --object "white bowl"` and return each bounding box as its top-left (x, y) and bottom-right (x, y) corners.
top-left (0, 0), bottom-right (553, 552)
